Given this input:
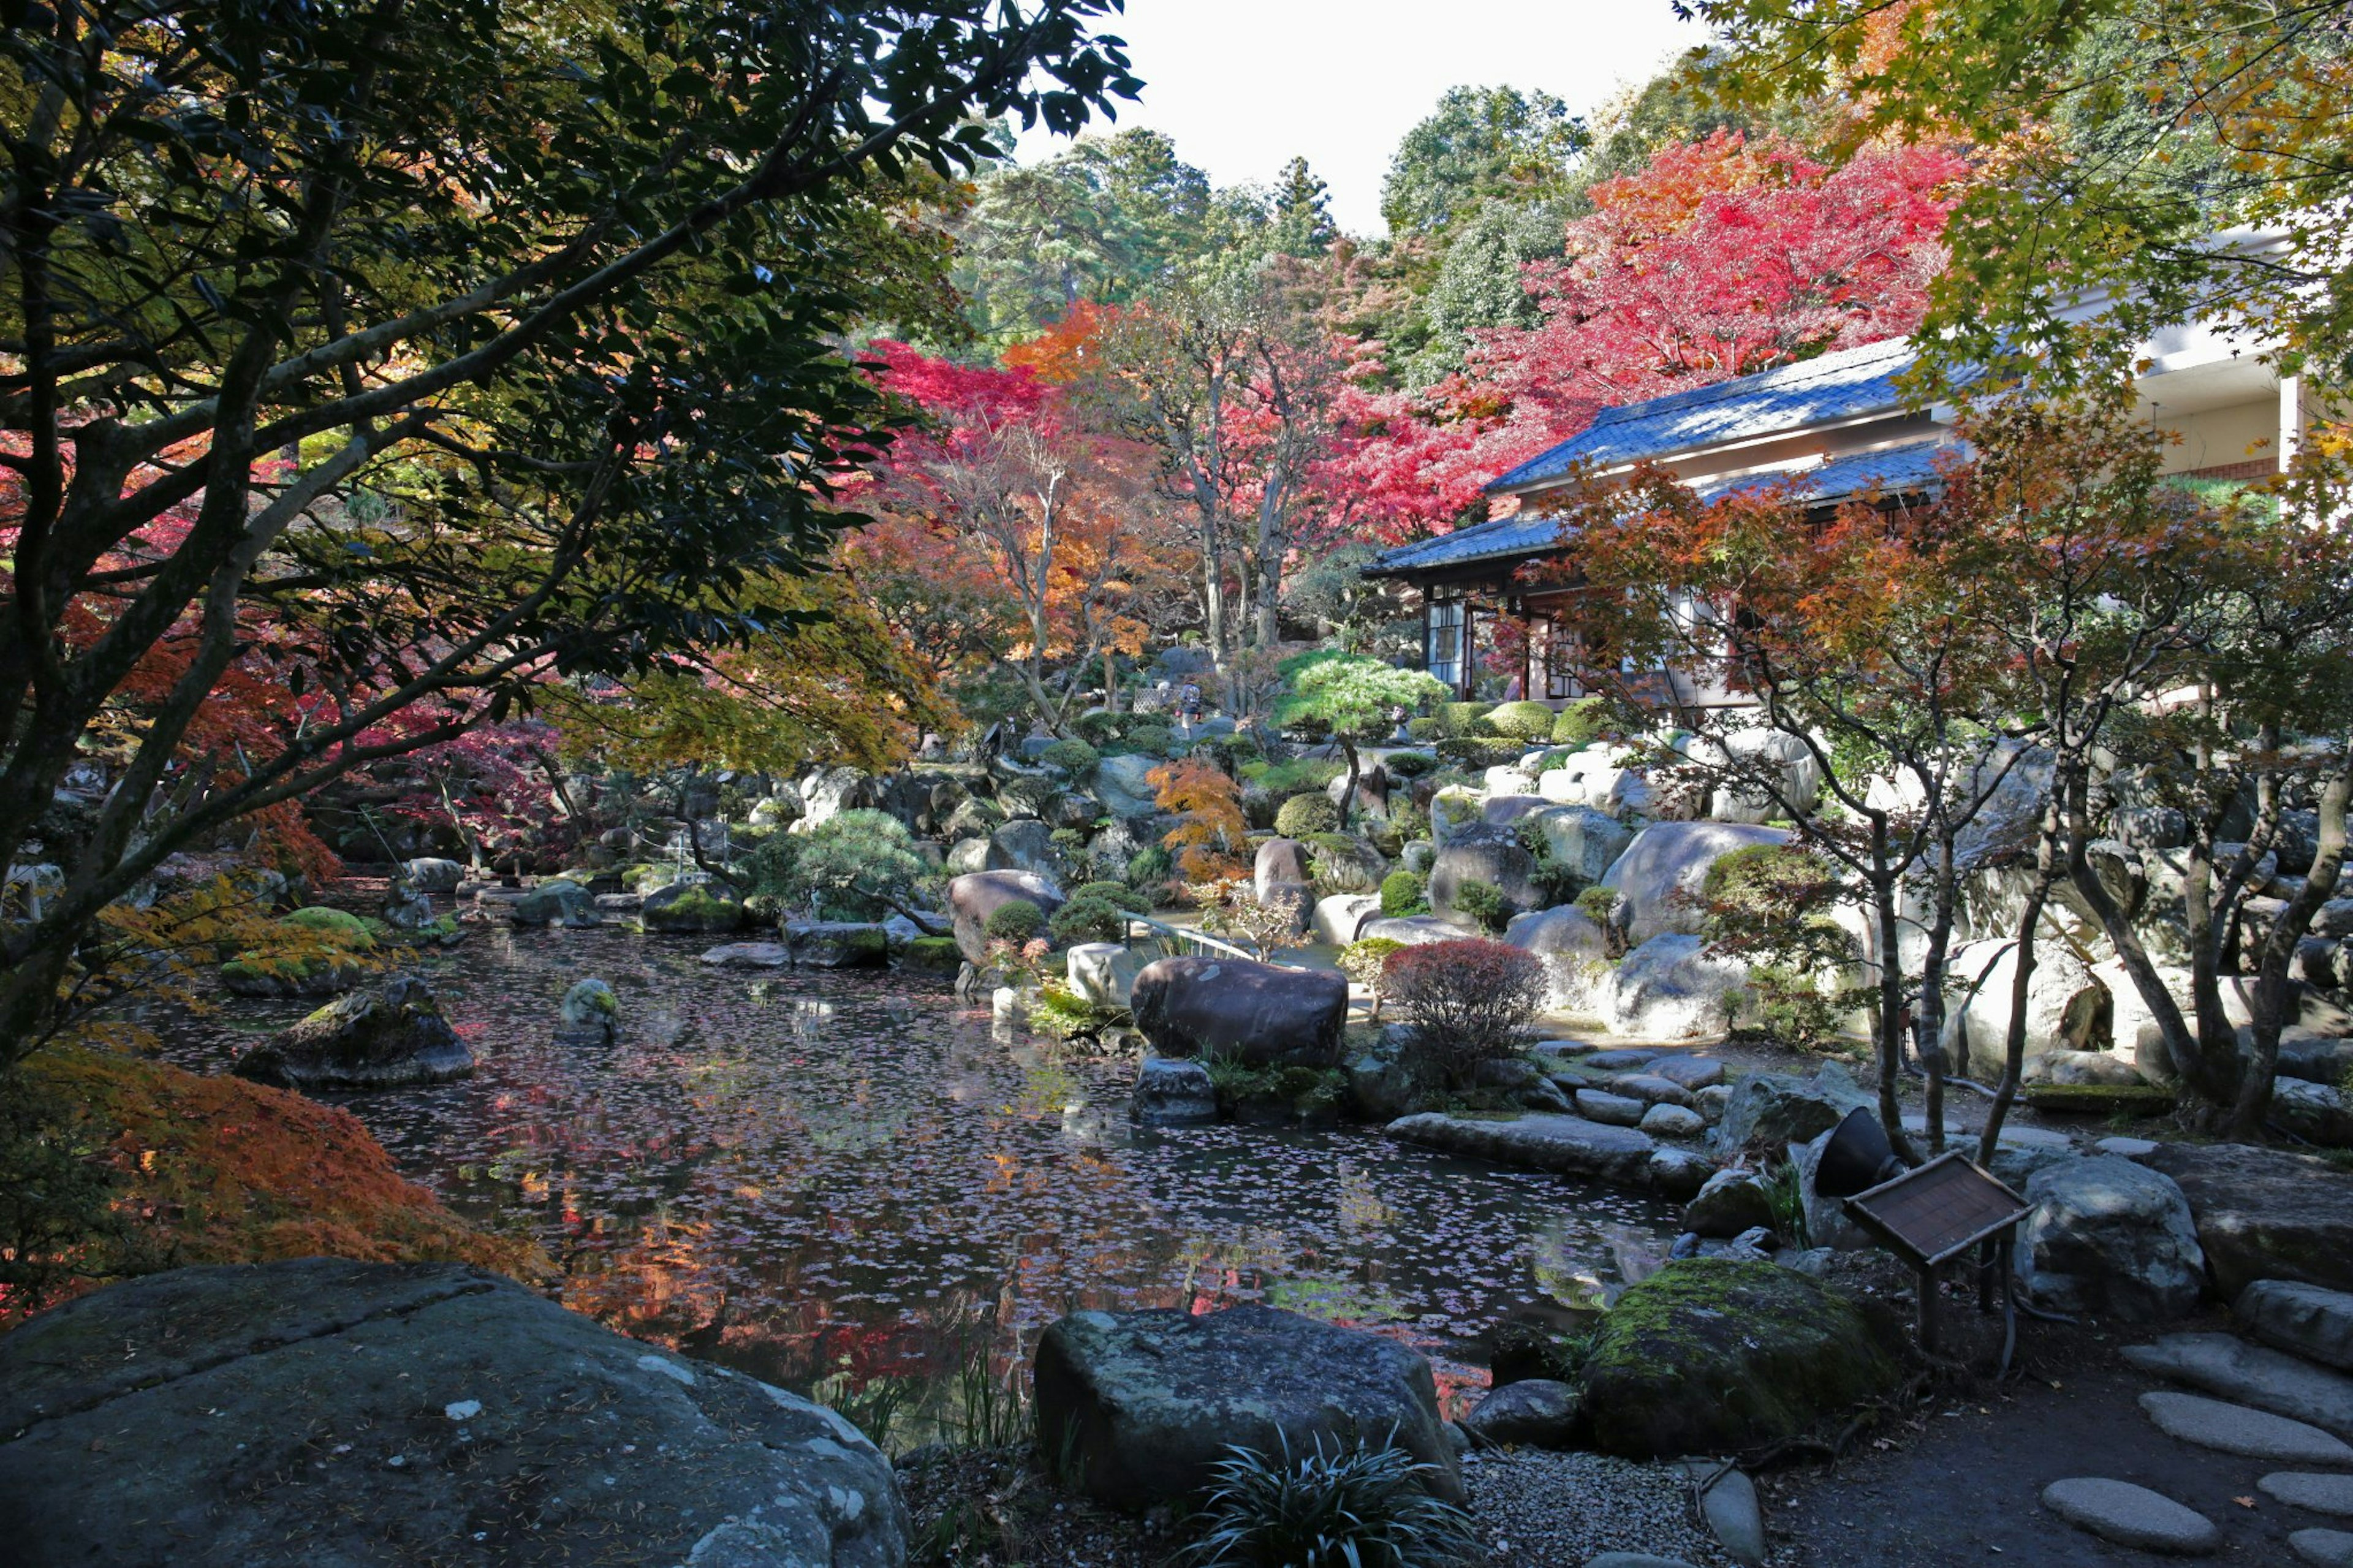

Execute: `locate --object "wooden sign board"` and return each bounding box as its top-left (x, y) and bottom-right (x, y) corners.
top-left (1843, 1151), bottom-right (2029, 1270)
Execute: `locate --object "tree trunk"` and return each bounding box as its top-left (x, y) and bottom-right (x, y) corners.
top-left (2234, 752), bottom-right (2352, 1138)
top-left (1336, 736), bottom-right (1359, 833)
top-left (1868, 838), bottom-right (1922, 1164)
top-left (1981, 803), bottom-right (2062, 1165)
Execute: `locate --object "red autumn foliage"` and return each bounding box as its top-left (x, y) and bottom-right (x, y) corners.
top-left (1383, 938), bottom-right (1547, 1087)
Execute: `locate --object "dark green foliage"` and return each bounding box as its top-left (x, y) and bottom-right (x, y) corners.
top-left (0, 1066), bottom-right (120, 1320)
top-left (1126, 844), bottom-right (1175, 892)
top-left (1389, 799), bottom-right (1431, 844)
top-left (1382, 751), bottom-right (1440, 779)
top-left (1181, 1434), bottom-right (1480, 1567)
top-left (746, 809), bottom-right (933, 920)
top-left (1047, 882), bottom-right (1146, 945)
top-left (1697, 844), bottom-right (1855, 1051)
top-left (983, 901), bottom-right (1045, 944)
top-left (1124, 721), bottom-right (1176, 758)
top-left (1489, 1320), bottom-right (1598, 1387)
top-left (1485, 700), bottom-right (1557, 741)
top-left (1550, 699), bottom-right (1609, 746)
top-left (1252, 757), bottom-right (1347, 796)
top-left (1452, 879), bottom-right (1510, 934)
top-left (1514, 819), bottom-right (1586, 906)
top-left (1040, 738), bottom-right (1100, 777)
top-left (1435, 737), bottom-right (1526, 771)
top-left (1274, 793), bottom-right (1342, 839)
top-left (1405, 717), bottom-right (1446, 743)
top-left (1072, 711), bottom-right (1124, 746)
top-left (903, 935), bottom-right (964, 974)
top-left (1029, 981), bottom-right (1131, 1040)
top-left (1380, 869), bottom-right (1430, 918)
top-left (1440, 702), bottom-right (1496, 738)
top-left (1200, 1059), bottom-right (1349, 1121)
top-left (1382, 83), bottom-right (1587, 241)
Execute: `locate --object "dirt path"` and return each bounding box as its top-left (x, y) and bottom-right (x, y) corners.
top-left (1770, 1314), bottom-right (2316, 1566)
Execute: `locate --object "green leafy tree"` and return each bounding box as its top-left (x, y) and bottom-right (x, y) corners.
top-left (1380, 85), bottom-right (1588, 241)
top-left (746, 809), bottom-right (934, 921)
top-left (0, 0), bottom-right (1137, 1058)
top-left (1267, 157), bottom-right (1339, 257)
top-left (1274, 653), bottom-right (1447, 829)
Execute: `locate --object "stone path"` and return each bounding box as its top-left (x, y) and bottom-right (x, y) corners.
top-left (2124, 1331), bottom-right (2353, 1437)
top-left (2138, 1390), bottom-right (2353, 1463)
top-left (2041, 1477), bottom-right (2224, 1555)
top-left (2294, 1528), bottom-right (2353, 1566)
top-left (2267, 1474), bottom-right (2353, 1516)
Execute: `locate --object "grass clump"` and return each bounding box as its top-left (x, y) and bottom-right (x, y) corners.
top-left (1180, 1433), bottom-right (1479, 1567)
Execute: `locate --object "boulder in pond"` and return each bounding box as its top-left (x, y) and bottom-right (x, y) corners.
top-left (2014, 1155), bottom-right (2204, 1323)
top-left (2136, 1142), bottom-right (2353, 1299)
top-left (697, 941), bottom-right (792, 969)
top-left (1599, 822), bottom-right (1790, 945)
top-left (233, 975), bottom-right (472, 1091)
top-left (509, 879), bottom-right (597, 928)
top-left (0, 1259), bottom-right (906, 1567)
top-left (1033, 1304), bottom-right (1463, 1512)
top-left (947, 869), bottom-right (1065, 964)
top-left (1128, 955), bottom-right (1348, 1068)
top-left (1387, 1111), bottom-right (1669, 1191)
top-left (639, 881), bottom-right (746, 934)
top-left (1684, 1168), bottom-right (1776, 1238)
top-left (1576, 1257), bottom-right (1903, 1458)
top-left (398, 856), bottom-right (466, 894)
top-left (1131, 1056), bottom-right (1217, 1127)
top-left (556, 978), bottom-right (619, 1044)
top-left (783, 920), bottom-right (889, 969)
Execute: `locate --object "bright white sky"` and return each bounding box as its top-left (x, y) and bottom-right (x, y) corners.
top-left (1015, 0), bottom-right (1713, 238)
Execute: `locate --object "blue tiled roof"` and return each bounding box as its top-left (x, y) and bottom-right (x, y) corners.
top-left (1363, 437), bottom-right (1954, 577)
top-left (1485, 338), bottom-right (1925, 493)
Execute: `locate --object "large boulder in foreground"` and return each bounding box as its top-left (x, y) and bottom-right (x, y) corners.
top-left (1941, 936), bottom-right (2111, 1077)
top-left (947, 869), bottom-right (1065, 964)
top-left (2014, 1155), bottom-right (2205, 1323)
top-left (1129, 955), bottom-right (1347, 1068)
top-left (1033, 1305), bottom-right (1462, 1511)
top-left (1600, 821), bottom-right (1790, 944)
top-left (234, 974), bottom-right (473, 1091)
top-left (2137, 1142), bottom-right (2353, 1299)
top-left (0, 1259), bottom-right (906, 1567)
top-left (1577, 1257), bottom-right (1903, 1458)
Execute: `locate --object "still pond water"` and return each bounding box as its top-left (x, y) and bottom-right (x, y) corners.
top-left (167, 926), bottom-right (1678, 1430)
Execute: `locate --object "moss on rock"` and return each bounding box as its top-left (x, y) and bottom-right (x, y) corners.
top-left (1578, 1257), bottom-right (1904, 1458)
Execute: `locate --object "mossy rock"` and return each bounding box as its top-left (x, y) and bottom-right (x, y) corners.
top-left (641, 884), bottom-right (746, 934)
top-left (903, 935), bottom-right (964, 974)
top-left (1577, 1257), bottom-right (1904, 1458)
top-left (281, 906), bottom-right (377, 950)
top-left (2021, 1081), bottom-right (2178, 1116)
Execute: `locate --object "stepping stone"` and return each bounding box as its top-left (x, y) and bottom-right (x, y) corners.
top-left (1650, 1054), bottom-right (1726, 1091)
top-left (2294, 1528), bottom-right (2353, 1567)
top-left (1585, 1048), bottom-right (1658, 1070)
top-left (2123, 1331), bottom-right (2353, 1438)
top-left (2139, 1391), bottom-right (2353, 1463)
top-left (1576, 1089), bottom-right (1648, 1127)
top-left (2240, 1281), bottom-right (2353, 1374)
top-left (1608, 1072), bottom-right (1697, 1107)
top-left (1674, 1461), bottom-right (1764, 1566)
top-left (2041, 1477), bottom-right (2221, 1555)
top-left (2264, 1472), bottom-right (2353, 1517)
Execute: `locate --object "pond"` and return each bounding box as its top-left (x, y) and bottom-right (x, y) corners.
top-left (164, 926), bottom-right (1682, 1442)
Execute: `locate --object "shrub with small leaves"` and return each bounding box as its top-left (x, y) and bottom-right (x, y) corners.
top-left (1126, 844), bottom-right (1175, 893)
top-left (1451, 878), bottom-right (1510, 934)
top-left (1381, 750), bottom-right (1439, 779)
top-left (1339, 936), bottom-right (1406, 1020)
top-left (1379, 868), bottom-right (1428, 918)
top-left (1040, 738), bottom-right (1099, 778)
top-left (1124, 720), bottom-right (1176, 757)
top-left (1405, 716), bottom-right (1445, 743)
top-left (1434, 737), bottom-right (1526, 771)
top-left (1046, 882), bottom-right (1147, 946)
top-left (1485, 700), bottom-right (1556, 741)
top-left (1440, 701), bottom-right (1495, 738)
top-left (982, 900), bottom-right (1045, 944)
top-left (1072, 710), bottom-right (1123, 746)
top-left (1274, 792), bottom-right (1341, 839)
top-left (1385, 937), bottom-right (1546, 1088)
top-left (1180, 1433), bottom-right (1479, 1568)
top-left (1550, 697), bottom-right (1608, 746)
top-left (1389, 798), bottom-right (1430, 844)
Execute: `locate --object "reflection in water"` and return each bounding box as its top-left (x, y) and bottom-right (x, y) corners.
top-left (161, 925), bottom-right (1680, 1412)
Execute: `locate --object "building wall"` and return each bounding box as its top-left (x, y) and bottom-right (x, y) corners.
top-left (2153, 396), bottom-right (2286, 476)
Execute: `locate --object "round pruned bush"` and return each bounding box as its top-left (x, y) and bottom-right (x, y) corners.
top-left (1379, 868), bottom-right (1428, 918)
top-left (1450, 877), bottom-right (1511, 934)
top-left (1550, 696), bottom-right (1608, 747)
top-left (1385, 937), bottom-right (1546, 1089)
top-left (1439, 701), bottom-right (1495, 738)
top-left (1381, 750), bottom-right (1439, 779)
top-left (1071, 710), bottom-right (1123, 746)
top-left (982, 900), bottom-right (1045, 945)
top-left (1404, 716), bottom-right (1445, 743)
top-left (1485, 700), bottom-right (1556, 741)
top-left (1124, 719), bottom-right (1177, 757)
top-left (1180, 1433), bottom-right (1480, 1568)
top-left (1047, 881), bottom-right (1148, 946)
top-left (1273, 792), bottom-right (1341, 839)
top-left (1435, 736), bottom-right (1528, 771)
top-left (1039, 738), bottom-right (1100, 778)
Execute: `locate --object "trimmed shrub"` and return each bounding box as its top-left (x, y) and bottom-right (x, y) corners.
top-left (1338, 936), bottom-right (1406, 1020)
top-left (1404, 716), bottom-right (1445, 743)
top-left (1451, 878), bottom-right (1510, 934)
top-left (1047, 882), bottom-right (1148, 946)
top-left (1379, 868), bottom-right (1428, 918)
top-left (1435, 737), bottom-right (1526, 771)
top-left (1273, 792), bottom-right (1341, 839)
top-left (1388, 798), bottom-right (1430, 844)
top-left (1254, 757), bottom-right (1346, 796)
top-left (1381, 750), bottom-right (1439, 779)
top-left (1072, 710), bottom-right (1123, 746)
top-left (982, 901), bottom-right (1045, 944)
top-left (1441, 701), bottom-right (1495, 738)
top-left (1550, 697), bottom-right (1608, 746)
top-left (1181, 1434), bottom-right (1479, 1568)
top-left (1486, 700), bottom-right (1556, 741)
top-left (1384, 937), bottom-right (1547, 1089)
top-left (1040, 738), bottom-right (1100, 777)
top-left (281, 906), bottom-right (377, 950)
top-left (1124, 720), bottom-right (1176, 757)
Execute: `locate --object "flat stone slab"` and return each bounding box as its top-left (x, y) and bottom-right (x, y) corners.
top-left (2042, 1477), bottom-right (2221, 1555)
top-left (1673, 1461), bottom-right (1764, 1566)
top-left (2139, 1142), bottom-right (2353, 1298)
top-left (697, 941), bottom-right (792, 967)
top-left (2240, 1280), bottom-right (2353, 1374)
top-left (1583, 1048), bottom-right (1659, 1069)
top-left (1607, 1072), bottom-right (1697, 1107)
top-left (1389, 1111), bottom-right (1659, 1189)
top-left (2264, 1472), bottom-right (2353, 1517)
top-left (1577, 1089), bottom-right (1648, 1126)
top-left (2123, 1332), bottom-right (2353, 1438)
top-left (2139, 1390), bottom-right (2353, 1463)
top-left (1584, 1556), bottom-right (1702, 1568)
top-left (1649, 1054), bottom-right (1726, 1090)
top-left (2294, 1528), bottom-right (2353, 1567)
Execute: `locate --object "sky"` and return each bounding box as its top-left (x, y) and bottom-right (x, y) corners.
top-left (1014, 0), bottom-right (1713, 237)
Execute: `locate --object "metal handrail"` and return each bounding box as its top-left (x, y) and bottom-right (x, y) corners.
top-left (1119, 912), bottom-right (1304, 968)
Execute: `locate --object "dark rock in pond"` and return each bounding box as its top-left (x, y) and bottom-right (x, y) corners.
top-left (2014, 1156), bottom-right (2205, 1323)
top-left (1684, 1169), bottom-right (1776, 1240)
top-left (2137, 1142), bottom-right (2353, 1299)
top-left (1033, 1303), bottom-right (1463, 1512)
top-left (398, 856), bottom-right (466, 894)
top-left (556, 977), bottom-right (620, 1044)
top-left (1577, 1257), bottom-right (1904, 1458)
top-left (508, 879), bottom-right (597, 928)
top-left (1131, 1056), bottom-right (1218, 1127)
top-left (1387, 1111), bottom-right (1667, 1191)
top-left (1345, 1029), bottom-right (1424, 1123)
top-left (697, 941), bottom-right (792, 969)
top-left (233, 974), bottom-right (472, 1091)
top-left (947, 869), bottom-right (1065, 964)
top-left (640, 880), bottom-right (746, 934)
top-left (0, 1259), bottom-right (906, 1568)
top-left (784, 920), bottom-right (889, 969)
top-left (1711, 1062), bottom-right (1872, 1154)
top-left (1461, 1378), bottom-right (1580, 1448)
top-left (901, 934), bottom-right (964, 975)
top-left (1128, 955), bottom-right (1347, 1068)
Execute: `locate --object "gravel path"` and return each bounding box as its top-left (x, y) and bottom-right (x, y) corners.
top-left (1466, 1447), bottom-right (1779, 1567)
